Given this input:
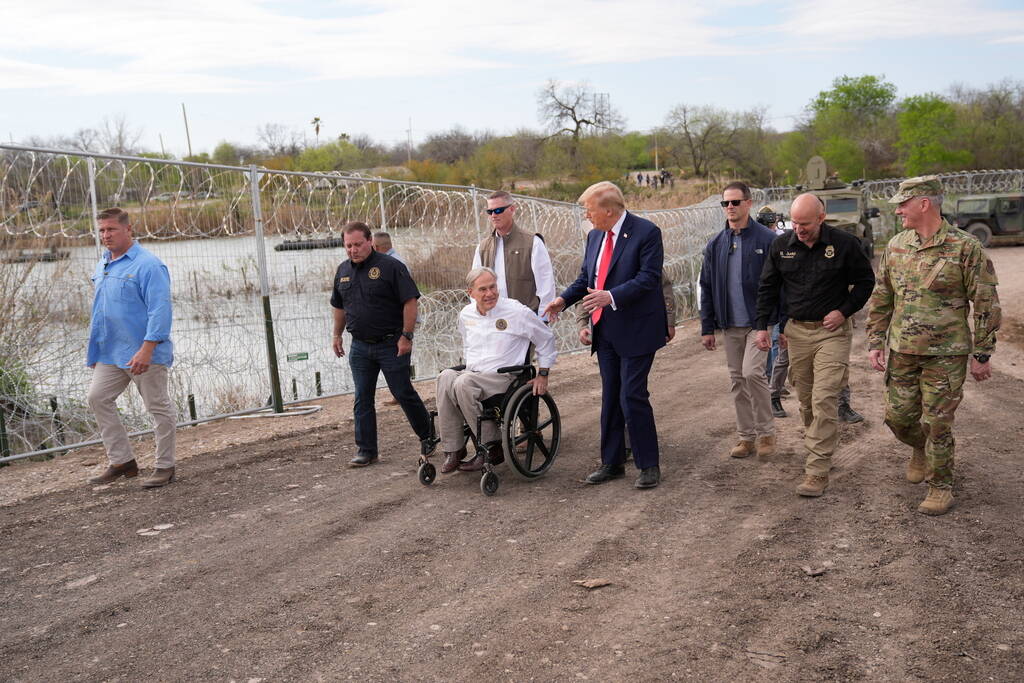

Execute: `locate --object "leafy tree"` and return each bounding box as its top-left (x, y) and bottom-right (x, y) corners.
top-left (897, 95), bottom-right (973, 175)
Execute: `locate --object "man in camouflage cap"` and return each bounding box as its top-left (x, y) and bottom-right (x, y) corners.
top-left (866, 175), bottom-right (1001, 515)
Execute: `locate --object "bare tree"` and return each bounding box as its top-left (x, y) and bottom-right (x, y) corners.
top-left (419, 127), bottom-right (489, 164)
top-left (537, 79), bottom-right (624, 165)
top-left (98, 115), bottom-right (143, 155)
top-left (663, 105), bottom-right (741, 178)
top-left (256, 123), bottom-right (302, 157)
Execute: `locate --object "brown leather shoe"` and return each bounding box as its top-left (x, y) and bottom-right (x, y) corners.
top-left (88, 460), bottom-right (138, 484)
top-left (458, 453), bottom-right (485, 472)
top-left (441, 448), bottom-right (466, 474)
top-left (142, 467), bottom-right (175, 488)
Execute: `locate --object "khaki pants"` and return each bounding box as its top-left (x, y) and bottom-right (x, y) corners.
top-left (723, 327), bottom-right (774, 440)
top-left (87, 363), bottom-right (177, 469)
top-left (785, 319), bottom-right (852, 476)
top-left (436, 369), bottom-right (514, 452)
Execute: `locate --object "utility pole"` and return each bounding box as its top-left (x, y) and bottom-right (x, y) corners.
top-left (406, 117), bottom-right (413, 164)
top-left (653, 129), bottom-right (659, 172)
top-left (181, 103), bottom-right (193, 158)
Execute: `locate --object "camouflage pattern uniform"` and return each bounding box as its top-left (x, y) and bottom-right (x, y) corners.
top-left (866, 178), bottom-right (1001, 489)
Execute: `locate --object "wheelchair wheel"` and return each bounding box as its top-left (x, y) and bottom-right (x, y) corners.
top-left (502, 383), bottom-right (560, 480)
top-left (481, 471), bottom-right (499, 496)
top-left (417, 462), bottom-right (436, 486)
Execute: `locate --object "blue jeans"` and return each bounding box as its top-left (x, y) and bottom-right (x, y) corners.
top-left (348, 338), bottom-right (431, 456)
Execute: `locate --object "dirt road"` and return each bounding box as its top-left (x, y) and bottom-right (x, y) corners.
top-left (3, 249), bottom-right (1024, 681)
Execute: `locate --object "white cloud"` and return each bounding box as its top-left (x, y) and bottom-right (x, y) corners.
top-left (0, 0), bottom-right (1022, 94)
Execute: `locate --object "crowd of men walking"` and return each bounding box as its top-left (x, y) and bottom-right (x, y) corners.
top-left (83, 174), bottom-right (999, 516)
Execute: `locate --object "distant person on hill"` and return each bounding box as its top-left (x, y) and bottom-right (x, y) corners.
top-left (471, 190), bottom-right (555, 319)
top-left (372, 231), bottom-right (409, 273)
top-left (86, 207), bottom-right (177, 489)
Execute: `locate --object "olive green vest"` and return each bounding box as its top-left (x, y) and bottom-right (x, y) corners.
top-left (477, 223), bottom-right (540, 311)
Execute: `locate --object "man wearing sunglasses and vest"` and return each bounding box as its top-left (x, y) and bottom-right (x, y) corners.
top-left (472, 191), bottom-right (556, 319)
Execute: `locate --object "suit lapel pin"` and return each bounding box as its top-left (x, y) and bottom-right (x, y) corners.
top-left (623, 233), bottom-right (629, 239)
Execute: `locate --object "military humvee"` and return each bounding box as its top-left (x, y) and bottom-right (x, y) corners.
top-left (953, 193), bottom-right (1024, 247)
top-left (803, 156), bottom-right (878, 258)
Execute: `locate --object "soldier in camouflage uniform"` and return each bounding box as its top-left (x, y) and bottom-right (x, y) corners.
top-left (866, 176), bottom-right (1001, 516)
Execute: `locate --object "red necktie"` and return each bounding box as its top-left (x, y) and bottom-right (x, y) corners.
top-left (591, 230), bottom-right (614, 325)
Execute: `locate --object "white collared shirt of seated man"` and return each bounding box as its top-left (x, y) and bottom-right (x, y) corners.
top-left (436, 267), bottom-right (557, 455)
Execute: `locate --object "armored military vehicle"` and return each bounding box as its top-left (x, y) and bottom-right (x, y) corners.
top-left (953, 193), bottom-right (1024, 247)
top-left (803, 156), bottom-right (879, 258)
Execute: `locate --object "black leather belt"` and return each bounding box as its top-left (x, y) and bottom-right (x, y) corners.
top-left (355, 332), bottom-right (399, 344)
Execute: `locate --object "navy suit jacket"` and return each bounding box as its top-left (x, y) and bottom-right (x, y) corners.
top-left (560, 212), bottom-right (666, 357)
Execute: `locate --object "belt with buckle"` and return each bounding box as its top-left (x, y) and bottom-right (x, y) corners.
top-left (790, 319), bottom-right (825, 328)
top-left (355, 332), bottom-right (399, 344)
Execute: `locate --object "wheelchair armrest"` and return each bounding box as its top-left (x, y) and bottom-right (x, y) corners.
top-left (497, 364), bottom-right (529, 374)
top-left (449, 364), bottom-right (467, 371)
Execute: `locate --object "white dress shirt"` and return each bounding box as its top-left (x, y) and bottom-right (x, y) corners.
top-left (591, 211), bottom-right (628, 311)
top-left (471, 234), bottom-right (556, 318)
top-left (459, 297), bottom-right (557, 373)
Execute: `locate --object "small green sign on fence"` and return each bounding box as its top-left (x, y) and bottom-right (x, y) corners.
top-left (286, 352), bottom-right (309, 362)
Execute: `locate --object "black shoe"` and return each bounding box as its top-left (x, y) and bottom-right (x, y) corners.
top-left (838, 403), bottom-right (864, 423)
top-left (585, 464), bottom-right (625, 484)
top-left (635, 466), bottom-right (661, 489)
top-left (420, 437), bottom-right (434, 456)
top-left (349, 452), bottom-right (378, 467)
top-left (771, 397), bottom-right (788, 418)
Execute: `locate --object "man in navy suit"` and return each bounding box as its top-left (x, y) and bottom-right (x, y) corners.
top-left (544, 181), bottom-right (665, 489)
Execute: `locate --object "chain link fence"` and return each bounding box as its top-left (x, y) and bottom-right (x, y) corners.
top-left (3, 145), bottom-right (1020, 463)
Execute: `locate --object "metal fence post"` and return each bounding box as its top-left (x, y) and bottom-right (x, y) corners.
top-left (378, 181), bottom-right (388, 229)
top-left (87, 156), bottom-right (101, 260)
top-left (471, 185), bottom-right (481, 241)
top-left (250, 165), bottom-right (285, 414)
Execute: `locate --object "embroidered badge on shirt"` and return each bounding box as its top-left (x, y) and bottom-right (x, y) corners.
top-left (339, 276), bottom-right (351, 282)
top-left (495, 319), bottom-right (508, 331)
top-left (824, 245), bottom-right (835, 259)
top-left (780, 251), bottom-right (796, 259)
top-left (368, 267), bottom-right (381, 279)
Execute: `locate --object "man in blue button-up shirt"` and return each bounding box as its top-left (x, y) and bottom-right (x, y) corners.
top-left (86, 208), bottom-right (177, 488)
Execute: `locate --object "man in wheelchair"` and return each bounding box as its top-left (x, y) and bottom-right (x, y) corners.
top-left (437, 267), bottom-right (557, 474)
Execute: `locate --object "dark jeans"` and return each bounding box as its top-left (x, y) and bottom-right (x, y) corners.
top-left (348, 338), bottom-right (431, 456)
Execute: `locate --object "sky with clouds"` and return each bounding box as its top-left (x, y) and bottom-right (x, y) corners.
top-left (3, 0), bottom-right (1023, 155)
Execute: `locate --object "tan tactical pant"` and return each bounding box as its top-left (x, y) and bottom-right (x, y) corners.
top-left (436, 369), bottom-right (514, 452)
top-left (87, 363), bottom-right (177, 469)
top-left (785, 319), bottom-right (851, 476)
top-left (723, 327), bottom-right (774, 440)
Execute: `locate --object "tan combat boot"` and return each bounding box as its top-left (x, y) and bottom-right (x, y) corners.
top-left (906, 448), bottom-right (928, 484)
top-left (796, 473), bottom-right (829, 497)
top-left (730, 440), bottom-right (755, 459)
top-left (756, 434), bottom-right (777, 458)
top-left (917, 486), bottom-right (954, 516)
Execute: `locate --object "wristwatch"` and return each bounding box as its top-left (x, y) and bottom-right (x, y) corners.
top-left (538, 368), bottom-right (550, 377)
top-left (973, 353), bottom-right (990, 364)
top-left (401, 331), bottom-right (414, 341)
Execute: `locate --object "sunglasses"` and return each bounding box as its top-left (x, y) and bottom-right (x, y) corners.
top-left (720, 199), bottom-right (746, 207)
top-left (486, 205), bottom-right (512, 215)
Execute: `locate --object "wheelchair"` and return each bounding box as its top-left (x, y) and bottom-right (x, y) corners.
top-left (417, 361), bottom-right (561, 496)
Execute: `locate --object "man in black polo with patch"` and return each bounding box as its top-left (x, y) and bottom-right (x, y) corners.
top-left (331, 221), bottom-right (432, 467)
top-left (754, 194), bottom-right (875, 498)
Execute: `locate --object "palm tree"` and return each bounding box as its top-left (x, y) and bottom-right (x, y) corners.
top-left (310, 117), bottom-right (322, 146)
